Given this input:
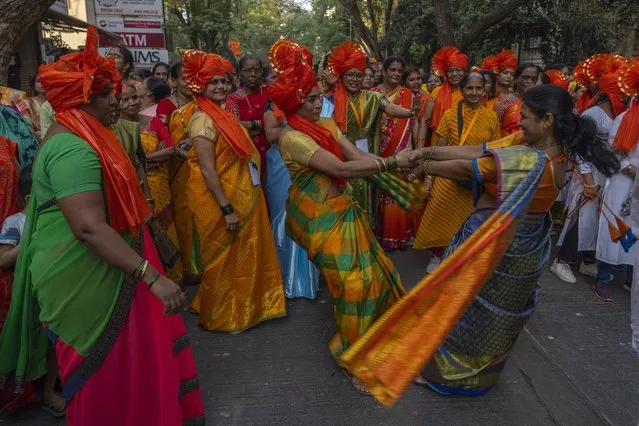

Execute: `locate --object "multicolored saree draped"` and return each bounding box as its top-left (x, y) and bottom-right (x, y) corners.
top-left (281, 124), bottom-right (405, 358)
top-left (339, 145), bottom-right (548, 405)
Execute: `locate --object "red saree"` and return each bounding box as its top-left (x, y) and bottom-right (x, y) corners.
top-left (372, 86), bottom-right (415, 250)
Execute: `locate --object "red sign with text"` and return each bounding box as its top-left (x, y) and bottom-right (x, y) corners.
top-left (100, 32), bottom-right (165, 48)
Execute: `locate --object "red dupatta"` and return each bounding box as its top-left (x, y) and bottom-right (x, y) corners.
top-left (377, 87), bottom-right (413, 158)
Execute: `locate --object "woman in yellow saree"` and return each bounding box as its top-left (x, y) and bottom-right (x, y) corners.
top-left (166, 62), bottom-right (201, 283)
top-left (339, 85), bottom-right (620, 404)
top-left (414, 72), bottom-right (501, 272)
top-left (269, 46), bottom-right (417, 393)
top-left (182, 50), bottom-right (286, 333)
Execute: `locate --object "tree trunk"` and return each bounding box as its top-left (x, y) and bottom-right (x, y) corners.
top-left (457, 0), bottom-right (528, 50)
top-left (432, 0), bottom-right (456, 46)
top-left (338, 0), bottom-right (382, 59)
top-left (0, 0), bottom-right (55, 86)
top-left (382, 0), bottom-right (395, 58)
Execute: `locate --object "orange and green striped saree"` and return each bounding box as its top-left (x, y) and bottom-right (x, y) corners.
top-left (280, 119), bottom-right (406, 358)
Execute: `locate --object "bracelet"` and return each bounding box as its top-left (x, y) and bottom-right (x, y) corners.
top-left (584, 183), bottom-right (597, 189)
top-left (133, 259), bottom-right (149, 281)
top-left (147, 272), bottom-right (161, 290)
top-left (220, 203), bottom-right (235, 215)
top-left (387, 156), bottom-right (398, 171)
top-left (375, 158), bottom-right (384, 173)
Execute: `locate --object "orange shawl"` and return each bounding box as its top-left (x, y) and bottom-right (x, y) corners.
top-left (379, 87), bottom-right (413, 158)
top-left (328, 42), bottom-right (367, 132)
top-left (430, 47), bottom-right (469, 129)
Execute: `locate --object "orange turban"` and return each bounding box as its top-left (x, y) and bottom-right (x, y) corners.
top-left (271, 49), bottom-right (345, 185)
top-left (585, 54), bottom-right (627, 116)
top-left (328, 41), bottom-right (367, 77)
top-left (481, 50), bottom-right (517, 74)
top-left (431, 46), bottom-right (469, 129)
top-left (545, 69), bottom-right (570, 90)
top-left (612, 58), bottom-right (639, 153)
top-left (574, 60), bottom-right (592, 113)
top-left (269, 48), bottom-right (318, 117)
top-left (39, 27), bottom-right (120, 113)
top-left (328, 41), bottom-right (367, 131)
top-left (269, 39), bottom-right (313, 73)
top-left (38, 27), bottom-right (149, 234)
top-left (182, 49), bottom-right (253, 158)
top-left (182, 50), bottom-right (232, 94)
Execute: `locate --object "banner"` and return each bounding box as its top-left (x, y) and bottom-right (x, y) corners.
top-left (94, 0), bottom-right (163, 17)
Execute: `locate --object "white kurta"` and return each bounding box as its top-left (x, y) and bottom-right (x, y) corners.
top-left (596, 111), bottom-right (639, 265)
top-left (557, 106), bottom-right (613, 251)
top-left (631, 146), bottom-right (639, 354)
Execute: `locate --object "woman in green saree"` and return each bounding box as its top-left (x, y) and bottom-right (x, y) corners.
top-left (0, 28), bottom-right (204, 426)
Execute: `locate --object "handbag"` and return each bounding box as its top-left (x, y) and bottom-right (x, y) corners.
top-left (147, 208), bottom-right (180, 269)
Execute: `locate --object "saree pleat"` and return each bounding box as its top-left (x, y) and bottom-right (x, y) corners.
top-left (339, 145), bottom-right (547, 406)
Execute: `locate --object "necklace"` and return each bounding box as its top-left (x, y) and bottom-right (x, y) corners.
top-left (527, 141), bottom-right (561, 151)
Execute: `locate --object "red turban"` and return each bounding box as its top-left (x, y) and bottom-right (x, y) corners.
top-left (182, 49), bottom-right (253, 158)
top-left (598, 70), bottom-right (626, 117)
top-left (574, 60), bottom-right (592, 113)
top-left (613, 58), bottom-right (639, 153)
top-left (584, 54), bottom-right (627, 116)
top-left (431, 46), bottom-right (469, 128)
top-left (271, 48), bottom-right (345, 185)
top-left (545, 69), bottom-right (570, 90)
top-left (39, 27), bottom-right (120, 113)
top-left (481, 50), bottom-right (517, 74)
top-left (39, 27), bottom-right (149, 234)
top-left (328, 41), bottom-right (367, 131)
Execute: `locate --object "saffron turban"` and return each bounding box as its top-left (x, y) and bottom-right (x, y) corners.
top-left (544, 69), bottom-right (570, 90)
top-left (39, 26), bottom-right (120, 113)
top-left (269, 39), bottom-right (313, 73)
top-left (182, 50), bottom-right (234, 94)
top-left (612, 57), bottom-right (639, 153)
top-left (182, 49), bottom-right (253, 158)
top-left (328, 41), bottom-right (367, 77)
top-left (481, 50), bottom-right (517, 74)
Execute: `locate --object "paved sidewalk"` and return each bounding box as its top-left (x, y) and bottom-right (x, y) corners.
top-left (3, 248), bottom-right (639, 425)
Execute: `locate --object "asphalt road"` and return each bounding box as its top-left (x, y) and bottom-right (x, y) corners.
top-left (3, 246), bottom-right (639, 426)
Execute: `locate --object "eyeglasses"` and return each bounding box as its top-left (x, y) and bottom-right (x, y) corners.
top-left (344, 72), bottom-right (365, 80)
top-left (304, 93), bottom-right (324, 104)
top-left (241, 67), bottom-right (262, 75)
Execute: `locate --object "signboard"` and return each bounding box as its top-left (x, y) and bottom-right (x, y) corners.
top-left (94, 0), bottom-right (163, 17)
top-left (99, 47), bottom-right (169, 68)
top-left (98, 16), bottom-right (165, 48)
top-left (50, 0), bottom-right (69, 14)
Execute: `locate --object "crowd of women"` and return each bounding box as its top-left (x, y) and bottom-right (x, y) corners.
top-left (0, 25), bottom-right (638, 423)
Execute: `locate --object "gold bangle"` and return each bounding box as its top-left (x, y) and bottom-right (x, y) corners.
top-left (379, 158), bottom-right (388, 172)
top-left (132, 259), bottom-right (145, 280)
top-left (375, 158), bottom-right (384, 173)
top-left (387, 156), bottom-right (398, 171)
top-left (136, 260), bottom-right (149, 281)
top-left (584, 183), bottom-right (597, 189)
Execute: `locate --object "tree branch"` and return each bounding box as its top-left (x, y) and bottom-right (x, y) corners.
top-left (383, 0), bottom-right (395, 57)
top-left (458, 0), bottom-right (528, 50)
top-left (338, 0), bottom-right (381, 59)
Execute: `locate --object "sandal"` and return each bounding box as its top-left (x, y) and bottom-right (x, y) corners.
top-left (40, 398), bottom-right (66, 418)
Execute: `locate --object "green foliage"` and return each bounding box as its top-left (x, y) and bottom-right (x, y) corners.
top-left (163, 0), bottom-right (636, 68)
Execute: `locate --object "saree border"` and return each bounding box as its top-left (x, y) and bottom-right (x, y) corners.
top-left (61, 229), bottom-right (143, 402)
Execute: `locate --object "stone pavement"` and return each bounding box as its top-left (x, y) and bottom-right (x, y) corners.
top-left (3, 247), bottom-right (639, 426)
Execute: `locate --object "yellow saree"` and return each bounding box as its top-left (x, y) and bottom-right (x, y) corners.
top-left (140, 123), bottom-right (184, 284)
top-left (415, 104), bottom-right (501, 249)
top-left (187, 110), bottom-right (286, 332)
